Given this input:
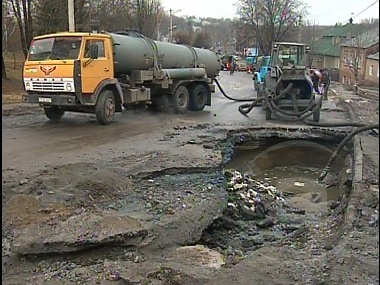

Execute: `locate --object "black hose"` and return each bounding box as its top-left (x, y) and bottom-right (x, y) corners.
top-left (319, 124), bottom-right (379, 181)
top-left (238, 83), bottom-right (294, 116)
top-left (214, 78), bottom-right (258, 102)
top-left (214, 76), bottom-right (377, 184)
top-left (214, 76), bottom-right (370, 128)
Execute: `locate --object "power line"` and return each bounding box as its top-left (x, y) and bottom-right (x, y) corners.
top-left (352, 0), bottom-right (379, 18)
top-left (308, 0), bottom-right (354, 19)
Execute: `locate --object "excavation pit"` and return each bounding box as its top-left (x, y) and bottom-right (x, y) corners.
top-left (225, 136), bottom-right (349, 201)
top-left (199, 127), bottom-right (354, 264)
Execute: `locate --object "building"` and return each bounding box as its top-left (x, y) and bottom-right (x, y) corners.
top-left (311, 22), bottom-right (357, 70)
top-left (339, 28), bottom-right (379, 86)
top-left (364, 52), bottom-right (379, 86)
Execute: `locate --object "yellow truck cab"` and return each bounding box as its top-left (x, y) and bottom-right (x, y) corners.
top-left (22, 31), bottom-right (220, 125)
top-left (23, 32), bottom-right (120, 124)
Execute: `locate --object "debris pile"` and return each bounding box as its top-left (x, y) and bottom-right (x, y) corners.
top-left (224, 170), bottom-right (288, 221)
top-left (200, 170), bottom-right (313, 262)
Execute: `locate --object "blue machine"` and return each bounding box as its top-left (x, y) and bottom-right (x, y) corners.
top-left (253, 56), bottom-right (271, 90)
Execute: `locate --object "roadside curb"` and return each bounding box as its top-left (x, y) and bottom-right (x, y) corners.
top-left (334, 90), bottom-right (364, 232)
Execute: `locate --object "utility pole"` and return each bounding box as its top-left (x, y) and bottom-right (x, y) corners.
top-left (297, 16), bottom-right (302, 42)
top-left (169, 9), bottom-right (173, 43)
top-left (68, 0), bottom-right (75, 32)
top-left (169, 8), bottom-right (181, 43)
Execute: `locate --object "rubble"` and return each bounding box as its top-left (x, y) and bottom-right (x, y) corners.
top-left (224, 170), bottom-right (289, 221)
top-left (12, 212), bottom-right (148, 255)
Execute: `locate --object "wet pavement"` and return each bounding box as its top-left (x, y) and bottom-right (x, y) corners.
top-left (2, 72), bottom-right (378, 285)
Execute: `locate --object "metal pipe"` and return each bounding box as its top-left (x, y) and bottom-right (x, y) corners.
top-left (161, 68), bottom-right (206, 79)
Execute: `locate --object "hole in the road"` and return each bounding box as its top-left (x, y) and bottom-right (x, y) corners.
top-left (199, 132), bottom-right (353, 265)
top-left (225, 137), bottom-right (349, 201)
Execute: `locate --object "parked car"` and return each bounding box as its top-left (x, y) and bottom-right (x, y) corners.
top-left (236, 62), bottom-right (247, 72)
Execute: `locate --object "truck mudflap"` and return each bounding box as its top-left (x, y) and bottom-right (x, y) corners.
top-left (22, 94), bottom-right (77, 106)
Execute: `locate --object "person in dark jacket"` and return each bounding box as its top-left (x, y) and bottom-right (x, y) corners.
top-left (310, 70), bottom-right (320, 94)
top-left (320, 69), bottom-right (331, 99)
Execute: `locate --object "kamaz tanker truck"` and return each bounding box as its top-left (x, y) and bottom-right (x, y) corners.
top-left (22, 31), bottom-right (221, 125)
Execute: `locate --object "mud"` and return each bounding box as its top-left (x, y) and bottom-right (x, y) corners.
top-left (2, 75), bottom-right (379, 285)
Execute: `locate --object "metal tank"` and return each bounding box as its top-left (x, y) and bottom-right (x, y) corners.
top-left (108, 32), bottom-right (220, 79)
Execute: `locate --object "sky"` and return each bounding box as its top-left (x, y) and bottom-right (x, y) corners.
top-left (161, 0), bottom-right (379, 25)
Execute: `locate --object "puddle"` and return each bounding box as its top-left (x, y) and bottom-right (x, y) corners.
top-left (225, 137), bottom-right (348, 201)
top-left (198, 134), bottom-right (353, 263)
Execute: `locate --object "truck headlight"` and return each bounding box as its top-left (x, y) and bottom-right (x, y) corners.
top-left (65, 83), bottom-right (73, 91)
top-left (25, 82), bottom-right (31, 90)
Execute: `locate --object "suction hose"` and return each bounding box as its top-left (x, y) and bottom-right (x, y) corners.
top-left (319, 124), bottom-right (379, 182)
top-left (214, 77), bottom-right (377, 180)
top-left (214, 77), bottom-right (264, 102)
top-left (214, 78), bottom-right (368, 128)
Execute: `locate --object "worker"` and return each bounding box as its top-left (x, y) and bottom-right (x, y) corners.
top-left (310, 70), bottom-right (321, 94)
top-left (320, 68), bottom-right (331, 100)
top-left (229, 56), bottom-right (236, 75)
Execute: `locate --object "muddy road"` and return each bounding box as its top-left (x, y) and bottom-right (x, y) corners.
top-left (2, 72), bottom-right (379, 285)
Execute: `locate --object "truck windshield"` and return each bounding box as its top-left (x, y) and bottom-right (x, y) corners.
top-left (28, 36), bottom-right (82, 61)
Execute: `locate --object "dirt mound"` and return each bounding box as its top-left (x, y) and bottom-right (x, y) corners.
top-left (2, 194), bottom-right (73, 230)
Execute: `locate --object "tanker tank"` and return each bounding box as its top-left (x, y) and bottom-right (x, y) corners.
top-left (108, 32), bottom-right (220, 79)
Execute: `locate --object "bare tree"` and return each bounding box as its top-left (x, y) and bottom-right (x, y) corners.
top-left (34, 0), bottom-right (66, 35)
top-left (9, 0), bottom-right (33, 57)
top-left (301, 20), bottom-right (325, 66)
top-left (192, 31), bottom-right (212, 49)
top-left (91, 0), bottom-right (133, 32)
top-left (128, 0), bottom-right (164, 38)
top-left (231, 20), bottom-right (254, 53)
top-left (2, 0), bottom-right (18, 51)
top-left (341, 29), bottom-right (376, 89)
top-left (2, 54), bottom-right (7, 79)
top-left (174, 30), bottom-right (193, 45)
top-left (236, 0), bottom-right (307, 55)
top-left (89, 0), bottom-right (163, 38)
top-left (34, 0), bottom-right (92, 35)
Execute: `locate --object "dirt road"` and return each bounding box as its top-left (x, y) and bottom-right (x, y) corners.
top-left (2, 72), bottom-right (378, 285)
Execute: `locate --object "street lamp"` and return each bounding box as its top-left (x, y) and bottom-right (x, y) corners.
top-left (169, 8), bottom-right (181, 43)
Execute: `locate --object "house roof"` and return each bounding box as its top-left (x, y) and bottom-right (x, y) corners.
top-left (341, 27), bottom-right (379, 48)
top-left (323, 23), bottom-right (356, 37)
top-left (311, 23), bottom-right (361, 57)
top-left (368, 52), bottom-right (379, 60)
top-left (312, 38), bottom-right (341, 57)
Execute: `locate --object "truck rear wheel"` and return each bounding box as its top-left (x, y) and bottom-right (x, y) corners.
top-left (44, 107), bottom-right (65, 122)
top-left (171, 86), bottom-right (189, 113)
top-left (189, 84), bottom-right (208, 111)
top-left (96, 90), bottom-right (115, 125)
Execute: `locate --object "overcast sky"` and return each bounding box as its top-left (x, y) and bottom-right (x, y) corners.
top-left (161, 0), bottom-right (379, 25)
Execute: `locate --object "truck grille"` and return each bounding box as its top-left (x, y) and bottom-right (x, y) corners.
top-left (31, 81), bottom-right (65, 91)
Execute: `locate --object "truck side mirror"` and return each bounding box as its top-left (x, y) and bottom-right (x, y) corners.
top-left (90, 44), bottom-right (98, 59)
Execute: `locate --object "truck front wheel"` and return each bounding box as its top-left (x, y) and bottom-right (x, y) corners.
top-left (96, 90), bottom-right (115, 125)
top-left (189, 84), bottom-right (208, 111)
top-left (171, 86), bottom-right (189, 113)
top-left (44, 106), bottom-right (65, 122)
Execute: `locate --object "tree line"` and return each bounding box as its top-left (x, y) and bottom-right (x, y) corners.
top-left (2, 0), bottom-right (377, 79)
top-left (2, 0), bottom-right (312, 55)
